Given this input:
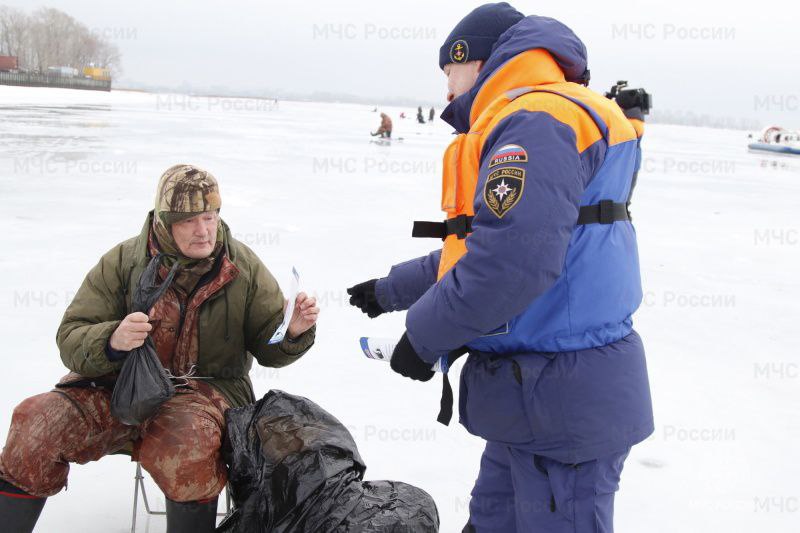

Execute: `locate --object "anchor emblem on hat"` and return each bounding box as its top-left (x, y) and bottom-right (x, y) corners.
top-left (450, 40), bottom-right (469, 63)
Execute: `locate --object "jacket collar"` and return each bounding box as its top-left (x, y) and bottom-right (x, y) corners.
top-left (441, 49), bottom-right (566, 133)
top-left (440, 15), bottom-right (587, 133)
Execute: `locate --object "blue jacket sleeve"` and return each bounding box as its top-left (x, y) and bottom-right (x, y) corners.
top-left (405, 111), bottom-right (588, 362)
top-left (375, 249), bottom-right (441, 312)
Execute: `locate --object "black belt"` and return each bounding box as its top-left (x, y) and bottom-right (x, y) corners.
top-left (413, 201), bottom-right (630, 241)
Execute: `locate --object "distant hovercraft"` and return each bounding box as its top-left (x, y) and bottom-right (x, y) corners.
top-left (748, 126), bottom-right (800, 155)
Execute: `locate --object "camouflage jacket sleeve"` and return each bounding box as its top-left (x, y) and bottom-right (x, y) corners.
top-left (244, 259), bottom-right (315, 368)
top-left (56, 245), bottom-right (127, 377)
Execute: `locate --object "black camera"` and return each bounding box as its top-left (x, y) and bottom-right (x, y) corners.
top-left (605, 81), bottom-right (652, 115)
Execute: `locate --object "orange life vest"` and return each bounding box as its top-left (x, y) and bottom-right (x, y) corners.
top-left (434, 49), bottom-right (643, 280)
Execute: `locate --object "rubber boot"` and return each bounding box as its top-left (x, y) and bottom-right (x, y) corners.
top-left (0, 480), bottom-right (46, 533)
top-left (165, 497), bottom-right (218, 533)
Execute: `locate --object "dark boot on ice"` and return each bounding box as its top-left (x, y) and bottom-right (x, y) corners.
top-left (165, 496), bottom-right (217, 533)
top-left (0, 479), bottom-right (46, 533)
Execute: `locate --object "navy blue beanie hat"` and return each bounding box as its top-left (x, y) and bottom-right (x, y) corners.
top-left (439, 2), bottom-right (525, 70)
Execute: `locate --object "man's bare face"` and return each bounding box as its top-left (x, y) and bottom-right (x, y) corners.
top-left (444, 60), bottom-right (484, 102)
top-left (170, 211), bottom-right (218, 259)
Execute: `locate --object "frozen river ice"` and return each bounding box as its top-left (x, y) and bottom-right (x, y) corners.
top-left (0, 86), bottom-right (798, 532)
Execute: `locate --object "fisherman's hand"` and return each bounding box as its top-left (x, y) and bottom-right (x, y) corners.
top-left (347, 279), bottom-right (385, 318)
top-left (390, 332), bottom-right (435, 382)
top-left (287, 292), bottom-right (319, 339)
top-left (109, 312), bottom-right (152, 352)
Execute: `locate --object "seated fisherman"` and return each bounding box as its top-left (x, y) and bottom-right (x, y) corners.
top-left (0, 164), bottom-right (319, 533)
top-left (371, 112), bottom-right (393, 138)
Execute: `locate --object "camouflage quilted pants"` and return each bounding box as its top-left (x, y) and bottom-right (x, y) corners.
top-left (0, 380), bottom-right (230, 502)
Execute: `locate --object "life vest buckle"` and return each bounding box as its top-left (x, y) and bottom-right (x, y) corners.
top-left (412, 215), bottom-right (474, 240)
top-left (576, 201), bottom-right (630, 225)
top-left (446, 215), bottom-right (472, 239)
top-left (598, 200), bottom-right (615, 224)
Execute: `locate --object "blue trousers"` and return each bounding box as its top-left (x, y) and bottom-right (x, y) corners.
top-left (467, 442), bottom-right (630, 533)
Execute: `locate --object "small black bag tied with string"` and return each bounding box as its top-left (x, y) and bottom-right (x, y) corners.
top-left (111, 254), bottom-right (180, 425)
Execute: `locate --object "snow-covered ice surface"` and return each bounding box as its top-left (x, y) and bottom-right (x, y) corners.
top-left (0, 86), bottom-right (798, 532)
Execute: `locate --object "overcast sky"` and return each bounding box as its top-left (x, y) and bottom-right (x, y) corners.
top-left (4, 0), bottom-right (798, 126)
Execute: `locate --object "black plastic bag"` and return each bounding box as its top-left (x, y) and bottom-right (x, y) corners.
top-left (110, 254), bottom-right (179, 425)
top-left (218, 390), bottom-right (440, 533)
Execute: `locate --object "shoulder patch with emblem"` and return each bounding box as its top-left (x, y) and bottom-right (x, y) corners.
top-left (488, 144), bottom-right (528, 168)
top-left (483, 167), bottom-right (525, 218)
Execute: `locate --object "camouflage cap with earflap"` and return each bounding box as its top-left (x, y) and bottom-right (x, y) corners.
top-left (154, 164), bottom-right (222, 226)
top-left (150, 164), bottom-right (225, 291)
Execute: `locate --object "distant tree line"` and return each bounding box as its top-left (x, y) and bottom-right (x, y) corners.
top-left (0, 6), bottom-right (120, 73)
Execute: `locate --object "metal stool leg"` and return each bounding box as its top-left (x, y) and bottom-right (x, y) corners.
top-left (131, 462), bottom-right (232, 532)
top-left (131, 462), bottom-right (167, 532)
top-left (131, 464), bottom-right (140, 533)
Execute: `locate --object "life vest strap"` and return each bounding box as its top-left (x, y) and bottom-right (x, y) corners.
top-left (412, 214), bottom-right (473, 240)
top-left (577, 200), bottom-right (630, 225)
top-left (436, 348), bottom-right (469, 426)
top-left (413, 201), bottom-right (628, 242)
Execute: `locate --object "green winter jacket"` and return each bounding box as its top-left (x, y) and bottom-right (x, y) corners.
top-left (56, 211), bottom-right (315, 408)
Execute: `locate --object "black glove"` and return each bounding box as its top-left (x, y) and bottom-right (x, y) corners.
top-left (390, 332), bottom-right (435, 382)
top-left (347, 279), bottom-right (386, 318)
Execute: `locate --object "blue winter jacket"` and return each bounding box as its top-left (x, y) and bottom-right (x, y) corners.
top-left (375, 15), bottom-right (653, 463)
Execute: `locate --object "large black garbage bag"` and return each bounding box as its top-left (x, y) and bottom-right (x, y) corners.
top-left (218, 390), bottom-right (440, 533)
top-left (110, 254), bottom-right (179, 425)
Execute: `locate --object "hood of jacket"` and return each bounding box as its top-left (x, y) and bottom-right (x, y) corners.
top-left (441, 15), bottom-right (589, 133)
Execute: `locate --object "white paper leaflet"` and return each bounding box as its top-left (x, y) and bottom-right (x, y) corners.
top-left (267, 266), bottom-right (300, 344)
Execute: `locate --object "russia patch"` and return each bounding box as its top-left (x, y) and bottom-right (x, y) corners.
top-left (488, 144), bottom-right (528, 168)
top-left (484, 167), bottom-right (525, 218)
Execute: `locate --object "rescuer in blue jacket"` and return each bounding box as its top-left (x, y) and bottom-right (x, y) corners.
top-left (348, 4), bottom-right (654, 531)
